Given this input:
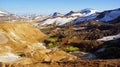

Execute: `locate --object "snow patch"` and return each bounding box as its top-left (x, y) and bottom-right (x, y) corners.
top-left (97, 34), bottom-right (120, 41)
top-left (70, 13), bottom-right (83, 16)
top-left (41, 17), bottom-right (77, 25)
top-left (74, 14), bottom-right (99, 24)
top-left (0, 11), bottom-right (8, 15)
top-left (81, 8), bottom-right (99, 16)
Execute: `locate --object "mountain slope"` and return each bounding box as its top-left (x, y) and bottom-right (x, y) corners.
top-left (99, 8), bottom-right (120, 22)
top-left (0, 23), bottom-right (78, 64)
top-left (73, 14), bottom-right (99, 24)
top-left (73, 8), bottom-right (120, 24)
top-left (39, 8), bottom-right (99, 26)
top-left (41, 17), bottom-right (77, 26)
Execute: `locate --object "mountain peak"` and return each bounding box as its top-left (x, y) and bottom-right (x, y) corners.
top-left (81, 8), bottom-right (99, 16)
top-left (0, 8), bottom-right (10, 15)
top-left (52, 12), bottom-right (63, 16)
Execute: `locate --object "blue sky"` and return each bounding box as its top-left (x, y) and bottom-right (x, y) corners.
top-left (0, 0), bottom-right (120, 15)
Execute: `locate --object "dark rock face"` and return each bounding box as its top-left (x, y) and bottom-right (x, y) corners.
top-left (65, 11), bottom-right (75, 16)
top-left (52, 12), bottom-right (63, 16)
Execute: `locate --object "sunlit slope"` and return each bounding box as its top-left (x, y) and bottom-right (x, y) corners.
top-left (0, 23), bottom-right (46, 52)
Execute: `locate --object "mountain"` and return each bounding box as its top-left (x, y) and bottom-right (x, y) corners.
top-left (0, 8), bottom-right (22, 22)
top-left (34, 15), bottom-right (49, 21)
top-left (65, 11), bottom-right (83, 17)
top-left (99, 8), bottom-right (120, 22)
top-left (73, 14), bottom-right (99, 24)
top-left (73, 8), bottom-right (120, 24)
top-left (52, 12), bottom-right (64, 16)
top-left (65, 8), bottom-right (99, 17)
top-left (0, 8), bottom-right (10, 16)
top-left (38, 8), bottom-right (99, 26)
top-left (80, 8), bottom-right (99, 16)
top-left (40, 16), bottom-right (77, 26)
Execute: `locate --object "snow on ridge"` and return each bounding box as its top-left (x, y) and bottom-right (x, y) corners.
top-left (70, 12), bottom-right (83, 16)
top-left (40, 8), bottom-right (120, 26)
top-left (52, 12), bottom-right (63, 16)
top-left (81, 8), bottom-right (99, 17)
top-left (97, 34), bottom-right (120, 41)
top-left (41, 17), bottom-right (77, 26)
top-left (65, 11), bottom-right (83, 17)
top-left (65, 8), bottom-right (99, 17)
top-left (71, 8), bottom-right (99, 24)
top-left (73, 14), bottom-right (99, 24)
top-left (0, 11), bottom-right (8, 15)
top-left (40, 8), bottom-right (99, 26)
top-left (73, 8), bottom-right (120, 24)
top-left (100, 9), bottom-right (120, 22)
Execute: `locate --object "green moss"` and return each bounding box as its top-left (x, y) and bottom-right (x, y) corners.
top-left (48, 43), bottom-right (58, 48)
top-left (62, 46), bottom-right (79, 52)
top-left (47, 37), bottom-right (58, 42)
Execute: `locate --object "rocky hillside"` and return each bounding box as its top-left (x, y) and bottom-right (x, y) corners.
top-left (0, 23), bottom-right (46, 51)
top-left (0, 23), bottom-right (78, 66)
top-left (0, 8), bottom-right (120, 67)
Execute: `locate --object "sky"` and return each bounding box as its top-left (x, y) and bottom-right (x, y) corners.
top-left (0, 0), bottom-right (120, 15)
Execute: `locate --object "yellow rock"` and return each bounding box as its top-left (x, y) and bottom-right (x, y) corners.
top-left (0, 23), bottom-right (46, 53)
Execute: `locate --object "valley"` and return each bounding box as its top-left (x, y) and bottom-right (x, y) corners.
top-left (0, 8), bottom-right (120, 67)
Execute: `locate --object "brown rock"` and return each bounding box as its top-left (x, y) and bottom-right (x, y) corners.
top-left (48, 50), bottom-right (77, 62)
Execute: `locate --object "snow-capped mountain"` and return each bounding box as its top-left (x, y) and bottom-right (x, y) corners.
top-left (52, 12), bottom-right (64, 16)
top-left (99, 8), bottom-right (120, 22)
top-left (73, 8), bottom-right (120, 24)
top-left (0, 8), bottom-right (20, 22)
top-left (65, 8), bottom-right (99, 17)
top-left (73, 14), bottom-right (99, 24)
top-left (0, 11), bottom-right (8, 15)
top-left (0, 9), bottom-right (9, 15)
top-left (40, 8), bottom-right (99, 26)
top-left (81, 8), bottom-right (99, 17)
top-left (41, 17), bottom-right (77, 26)
top-left (73, 8), bottom-right (99, 24)
top-left (33, 15), bottom-right (49, 21)
top-left (65, 11), bottom-right (83, 17)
